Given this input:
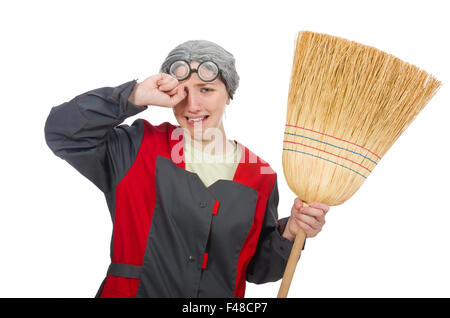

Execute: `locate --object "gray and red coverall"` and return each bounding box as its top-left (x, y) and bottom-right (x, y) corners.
top-left (44, 79), bottom-right (295, 298)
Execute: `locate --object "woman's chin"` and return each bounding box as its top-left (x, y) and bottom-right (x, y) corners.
top-left (181, 125), bottom-right (205, 140)
top-left (178, 119), bottom-right (223, 142)
top-left (182, 122), bottom-right (211, 137)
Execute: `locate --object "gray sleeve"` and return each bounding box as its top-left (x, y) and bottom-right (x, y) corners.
top-left (246, 177), bottom-right (305, 284)
top-left (44, 79), bottom-right (148, 193)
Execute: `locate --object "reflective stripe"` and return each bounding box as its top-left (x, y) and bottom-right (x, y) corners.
top-left (107, 262), bottom-right (142, 279)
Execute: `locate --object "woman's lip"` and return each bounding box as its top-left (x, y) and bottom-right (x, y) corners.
top-left (186, 116), bottom-right (209, 127)
top-left (185, 115), bottom-right (209, 120)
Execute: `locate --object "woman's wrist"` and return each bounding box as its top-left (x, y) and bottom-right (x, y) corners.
top-left (282, 220), bottom-right (295, 242)
top-left (128, 83), bottom-right (144, 107)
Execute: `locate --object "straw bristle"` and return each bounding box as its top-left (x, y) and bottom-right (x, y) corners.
top-left (283, 31), bottom-right (442, 206)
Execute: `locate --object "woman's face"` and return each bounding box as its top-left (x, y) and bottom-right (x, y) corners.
top-left (173, 61), bottom-right (230, 140)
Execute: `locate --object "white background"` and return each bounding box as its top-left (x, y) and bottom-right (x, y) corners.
top-left (0, 0), bottom-right (449, 298)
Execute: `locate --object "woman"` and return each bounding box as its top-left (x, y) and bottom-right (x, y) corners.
top-left (44, 40), bottom-right (329, 298)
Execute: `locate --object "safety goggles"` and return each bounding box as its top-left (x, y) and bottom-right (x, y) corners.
top-left (169, 60), bottom-right (220, 82)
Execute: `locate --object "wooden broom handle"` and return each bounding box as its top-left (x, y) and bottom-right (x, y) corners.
top-left (277, 202), bottom-right (308, 298)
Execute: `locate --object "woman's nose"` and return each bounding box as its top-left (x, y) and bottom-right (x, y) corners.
top-left (185, 88), bottom-right (202, 112)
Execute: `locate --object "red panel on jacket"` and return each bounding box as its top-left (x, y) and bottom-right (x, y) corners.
top-left (101, 120), bottom-right (184, 297)
top-left (232, 142), bottom-right (276, 298)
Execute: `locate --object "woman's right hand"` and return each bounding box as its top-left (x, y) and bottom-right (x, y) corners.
top-left (128, 73), bottom-right (187, 108)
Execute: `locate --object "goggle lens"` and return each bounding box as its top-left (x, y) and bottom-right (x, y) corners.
top-left (169, 61), bottom-right (190, 79)
top-left (198, 61), bottom-right (218, 81)
top-left (169, 60), bottom-right (219, 82)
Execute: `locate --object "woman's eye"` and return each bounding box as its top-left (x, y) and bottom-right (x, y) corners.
top-left (201, 88), bottom-right (213, 93)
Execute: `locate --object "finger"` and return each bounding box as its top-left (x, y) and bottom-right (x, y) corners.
top-left (156, 73), bottom-right (165, 82)
top-left (158, 80), bottom-right (177, 91)
top-left (160, 73), bottom-right (177, 81)
top-left (156, 77), bottom-right (178, 86)
top-left (156, 73), bottom-right (167, 86)
top-left (167, 85), bottom-right (179, 96)
top-left (301, 206), bottom-right (325, 220)
top-left (291, 202), bottom-right (300, 215)
top-left (300, 207), bottom-right (326, 227)
top-left (294, 198), bottom-right (303, 210)
top-left (309, 201), bottom-right (330, 214)
top-left (158, 74), bottom-right (178, 88)
top-left (169, 85), bottom-right (187, 104)
top-left (297, 219), bottom-right (320, 238)
top-left (296, 220), bottom-right (314, 236)
top-left (296, 213), bottom-right (322, 230)
top-left (158, 77), bottom-right (174, 86)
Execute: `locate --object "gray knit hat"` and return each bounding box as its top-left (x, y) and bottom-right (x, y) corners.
top-left (159, 40), bottom-right (240, 100)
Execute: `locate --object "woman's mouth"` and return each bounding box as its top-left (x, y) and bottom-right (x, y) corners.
top-left (185, 115), bottom-right (210, 127)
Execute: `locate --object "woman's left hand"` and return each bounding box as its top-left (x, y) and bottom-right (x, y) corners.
top-left (282, 198), bottom-right (329, 241)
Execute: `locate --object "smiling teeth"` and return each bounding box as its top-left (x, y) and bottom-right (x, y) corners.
top-left (188, 116), bottom-right (206, 122)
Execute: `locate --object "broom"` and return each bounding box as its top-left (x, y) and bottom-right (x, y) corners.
top-left (277, 31), bottom-right (442, 298)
